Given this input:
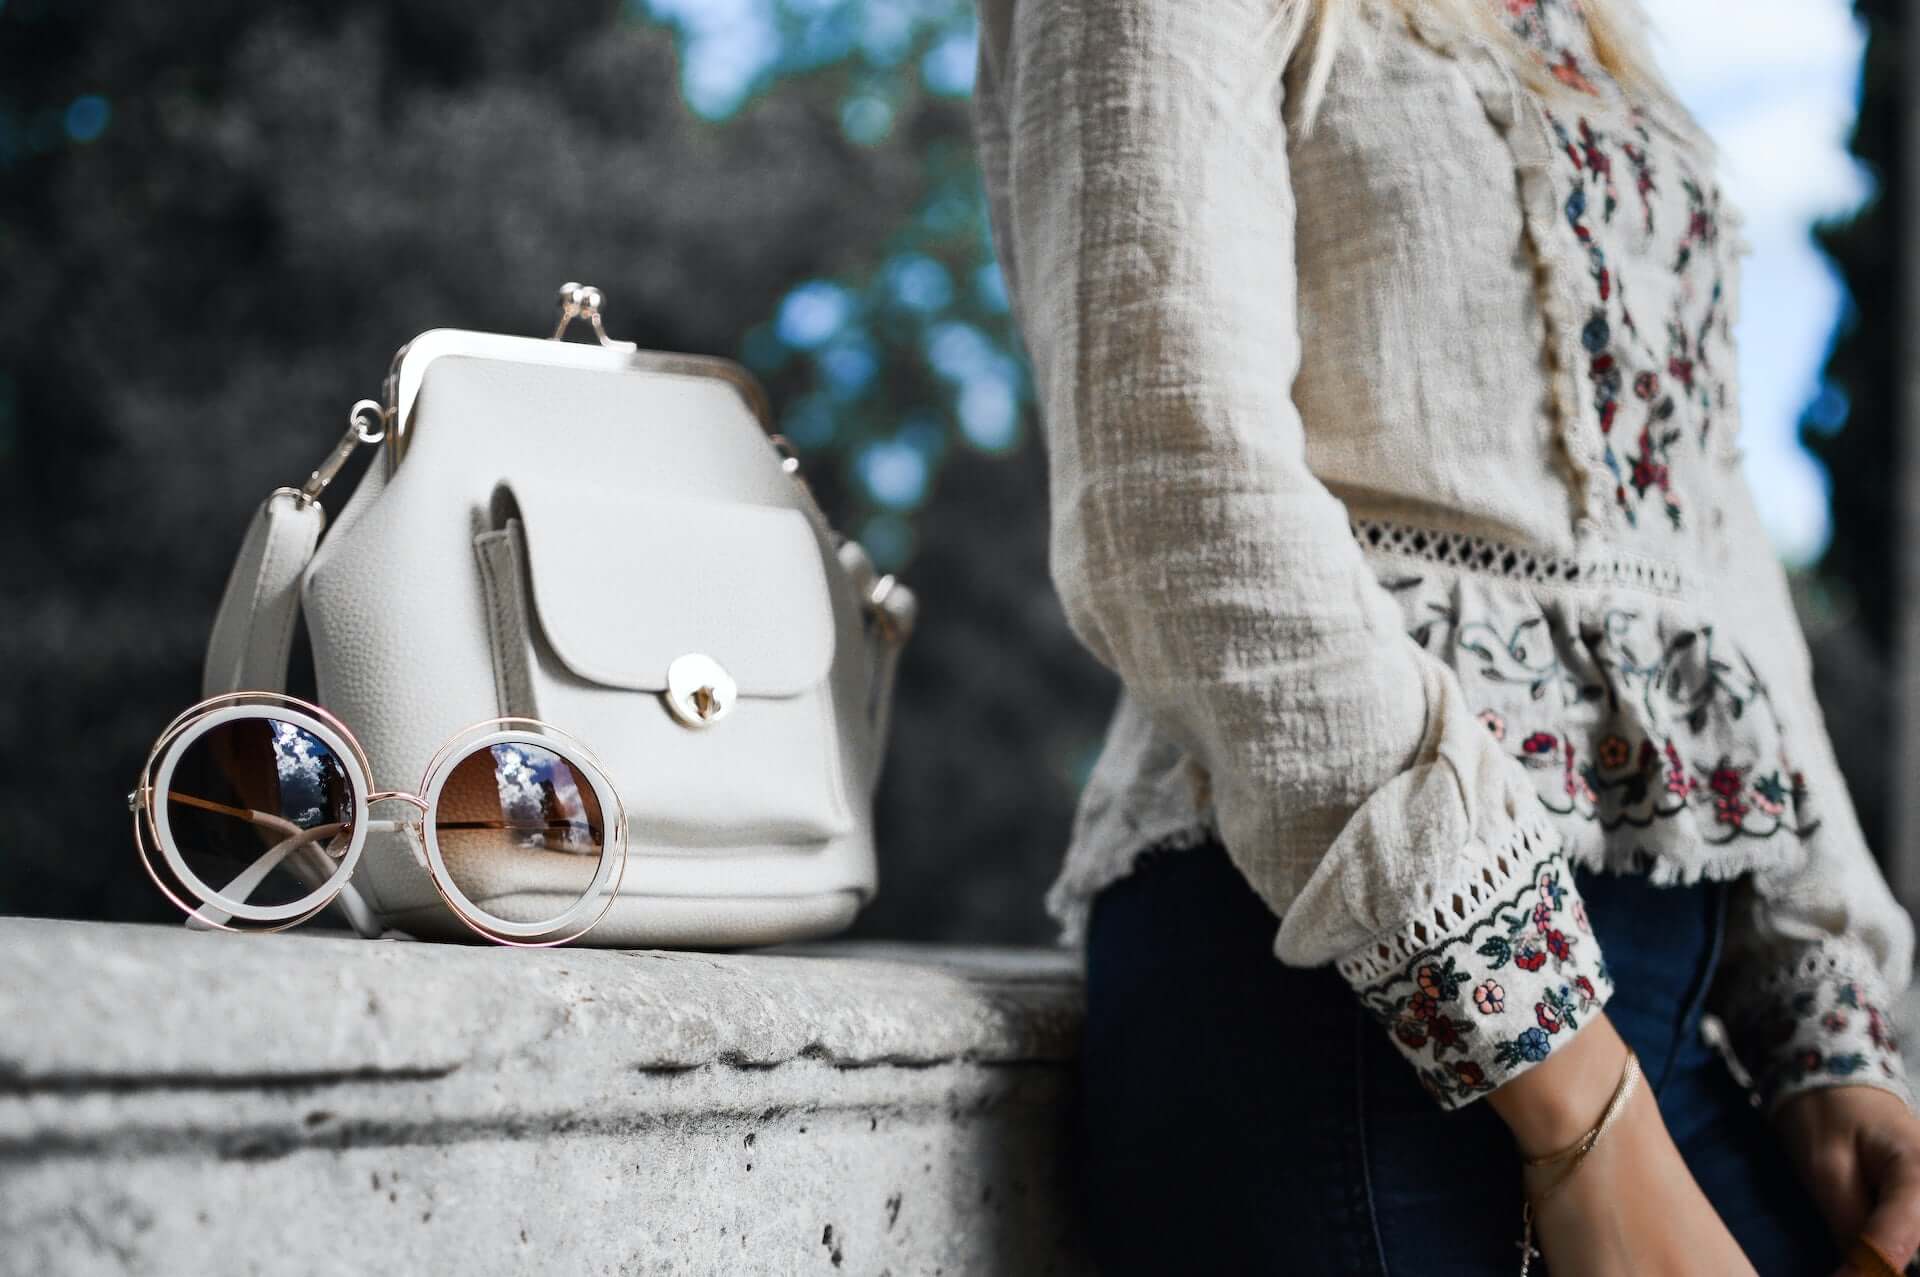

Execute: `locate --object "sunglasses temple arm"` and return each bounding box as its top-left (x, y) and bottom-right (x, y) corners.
top-left (325, 819), bottom-right (408, 940)
top-left (184, 819), bottom-right (401, 935)
top-left (329, 879), bottom-right (385, 938)
top-left (185, 823), bottom-right (342, 931)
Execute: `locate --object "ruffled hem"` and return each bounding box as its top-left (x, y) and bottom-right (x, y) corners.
top-left (1044, 813), bottom-right (1219, 948)
top-left (1363, 556), bottom-right (1817, 892)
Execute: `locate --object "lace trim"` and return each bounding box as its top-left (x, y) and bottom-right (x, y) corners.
top-left (1351, 517), bottom-right (1687, 597)
top-left (1336, 808), bottom-right (1564, 986)
top-left (1728, 937), bottom-right (1886, 1000)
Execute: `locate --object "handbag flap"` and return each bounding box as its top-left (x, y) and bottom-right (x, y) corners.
top-left (502, 475), bottom-right (837, 698)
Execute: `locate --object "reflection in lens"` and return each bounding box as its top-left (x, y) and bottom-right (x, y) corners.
top-left (154, 716), bottom-right (357, 919)
top-left (435, 741), bottom-right (608, 928)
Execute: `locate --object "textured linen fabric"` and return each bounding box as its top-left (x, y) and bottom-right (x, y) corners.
top-left (972, 0), bottom-right (1913, 1111)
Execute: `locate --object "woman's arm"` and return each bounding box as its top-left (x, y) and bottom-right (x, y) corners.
top-left (978, 0), bottom-right (1610, 1107)
top-left (1706, 469), bottom-right (1912, 1114)
top-left (1702, 474), bottom-right (1920, 1264)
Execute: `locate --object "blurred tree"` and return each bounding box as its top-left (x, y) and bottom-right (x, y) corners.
top-left (1803, 0), bottom-right (1901, 651)
top-left (0, 0), bottom-right (1112, 940)
top-left (1799, 0), bottom-right (1902, 854)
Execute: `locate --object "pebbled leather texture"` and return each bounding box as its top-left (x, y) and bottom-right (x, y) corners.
top-left (246, 341), bottom-right (897, 947)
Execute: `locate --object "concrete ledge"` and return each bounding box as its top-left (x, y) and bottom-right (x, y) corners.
top-left (0, 918), bottom-right (1089, 1276)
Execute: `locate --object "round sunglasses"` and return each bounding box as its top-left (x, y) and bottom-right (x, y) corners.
top-left (129, 692), bottom-right (629, 947)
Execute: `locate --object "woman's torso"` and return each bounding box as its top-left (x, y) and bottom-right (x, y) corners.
top-left (979, 0), bottom-right (1854, 934)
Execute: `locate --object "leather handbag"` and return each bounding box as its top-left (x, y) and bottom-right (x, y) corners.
top-left (200, 284), bottom-right (916, 946)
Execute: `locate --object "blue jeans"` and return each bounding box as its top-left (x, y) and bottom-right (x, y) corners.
top-left (1080, 841), bottom-right (1835, 1274)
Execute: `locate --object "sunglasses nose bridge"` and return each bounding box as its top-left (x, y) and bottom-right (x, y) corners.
top-left (367, 790), bottom-right (430, 814)
top-left (368, 791), bottom-right (432, 870)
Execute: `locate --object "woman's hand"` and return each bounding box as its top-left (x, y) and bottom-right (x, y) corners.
top-left (1489, 1013), bottom-right (1755, 1275)
top-left (1776, 1085), bottom-right (1920, 1275)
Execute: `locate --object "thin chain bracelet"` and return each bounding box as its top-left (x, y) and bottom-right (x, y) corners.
top-left (1516, 1048), bottom-right (1643, 1276)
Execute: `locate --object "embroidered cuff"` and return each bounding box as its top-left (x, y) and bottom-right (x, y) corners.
top-left (1720, 941), bottom-right (1912, 1113)
top-left (1339, 826), bottom-right (1613, 1110)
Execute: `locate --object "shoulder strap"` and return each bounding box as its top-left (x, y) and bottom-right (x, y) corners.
top-left (202, 489), bottom-right (325, 698)
top-left (195, 488), bottom-right (380, 937)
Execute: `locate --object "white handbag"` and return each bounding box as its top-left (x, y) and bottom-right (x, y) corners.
top-left (200, 284), bottom-right (915, 946)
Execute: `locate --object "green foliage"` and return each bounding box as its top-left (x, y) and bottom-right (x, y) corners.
top-left (642, 0), bottom-right (1024, 568)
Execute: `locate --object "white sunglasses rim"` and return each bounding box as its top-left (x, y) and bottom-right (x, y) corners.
top-left (134, 692), bottom-right (630, 947)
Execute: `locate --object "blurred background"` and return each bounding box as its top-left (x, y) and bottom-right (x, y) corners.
top-left (0, 0), bottom-right (1908, 943)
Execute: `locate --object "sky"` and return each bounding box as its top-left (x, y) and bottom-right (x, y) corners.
top-left (1648, 0), bottom-right (1869, 564)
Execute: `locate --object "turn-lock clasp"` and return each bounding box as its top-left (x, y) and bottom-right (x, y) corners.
top-left (664, 653), bottom-right (738, 728)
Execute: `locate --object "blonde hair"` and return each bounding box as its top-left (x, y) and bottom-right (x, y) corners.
top-left (1271, 0), bottom-right (1662, 128)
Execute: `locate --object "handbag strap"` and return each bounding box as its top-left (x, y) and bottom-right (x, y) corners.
top-left (203, 399), bottom-right (382, 698)
top-left (202, 488), bottom-right (324, 698)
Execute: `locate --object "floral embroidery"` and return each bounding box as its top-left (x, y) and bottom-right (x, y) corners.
top-left (1502, 0), bottom-right (1597, 94)
top-left (1356, 853), bottom-right (1610, 1105)
top-left (1385, 578), bottom-right (1822, 847)
top-left (1501, 0), bottom-right (1738, 530)
top-left (1622, 134), bottom-right (1656, 234)
top-left (1507, 726), bottom-right (1813, 843)
top-left (1722, 960), bottom-right (1909, 1107)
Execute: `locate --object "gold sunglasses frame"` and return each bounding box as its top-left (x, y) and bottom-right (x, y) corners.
top-left (130, 691), bottom-right (630, 948)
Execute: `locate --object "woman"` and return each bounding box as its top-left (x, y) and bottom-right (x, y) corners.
top-left (972, 0), bottom-right (1920, 1271)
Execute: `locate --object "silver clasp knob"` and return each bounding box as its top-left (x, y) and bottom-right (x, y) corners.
top-left (551, 281), bottom-right (636, 351)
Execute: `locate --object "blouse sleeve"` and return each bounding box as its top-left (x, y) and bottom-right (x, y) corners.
top-left (1708, 476), bottom-right (1914, 1112)
top-left (976, 0), bottom-right (1615, 1108)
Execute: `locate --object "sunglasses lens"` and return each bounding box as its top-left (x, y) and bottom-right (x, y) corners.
top-left (433, 740), bottom-right (612, 933)
top-left (148, 716), bottom-right (359, 923)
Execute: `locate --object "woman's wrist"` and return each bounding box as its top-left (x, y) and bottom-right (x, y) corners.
top-left (1488, 1011), bottom-right (1632, 1158)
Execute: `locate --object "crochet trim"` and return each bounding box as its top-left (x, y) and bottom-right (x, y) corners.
top-left (1734, 936), bottom-right (1886, 996)
top-left (1351, 516), bottom-right (1687, 596)
top-left (1335, 808), bottom-right (1564, 986)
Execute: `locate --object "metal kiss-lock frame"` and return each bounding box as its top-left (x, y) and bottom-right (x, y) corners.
top-left (129, 691), bottom-right (631, 948)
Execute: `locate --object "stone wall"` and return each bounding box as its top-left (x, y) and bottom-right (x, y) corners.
top-left (0, 919), bottom-right (1089, 1276)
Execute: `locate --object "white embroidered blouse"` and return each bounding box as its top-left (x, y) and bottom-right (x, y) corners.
top-left (972, 0), bottom-right (1914, 1109)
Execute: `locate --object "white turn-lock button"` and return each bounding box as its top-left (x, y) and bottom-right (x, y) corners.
top-left (664, 653), bottom-right (737, 728)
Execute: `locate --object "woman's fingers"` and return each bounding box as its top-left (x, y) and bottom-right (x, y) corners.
top-left (1857, 1143), bottom-right (1920, 1267)
top-left (1807, 1139), bottom-right (1870, 1245)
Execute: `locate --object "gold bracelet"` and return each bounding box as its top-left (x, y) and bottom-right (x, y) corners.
top-left (1516, 1047), bottom-right (1642, 1277)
